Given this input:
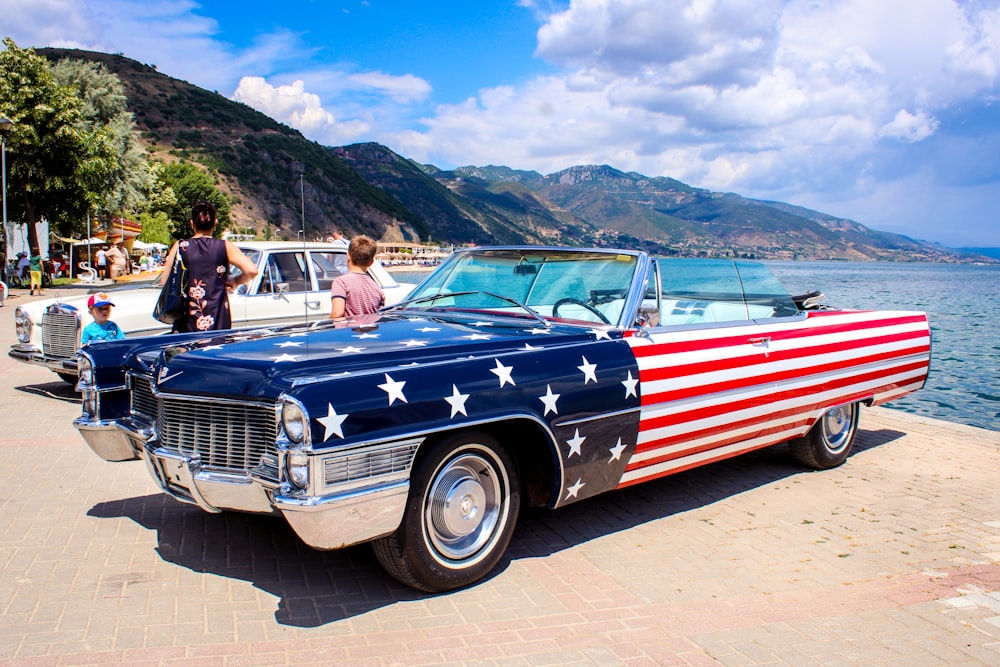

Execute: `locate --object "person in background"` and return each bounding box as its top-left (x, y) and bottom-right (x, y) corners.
top-left (329, 230), bottom-right (349, 247)
top-left (16, 252), bottom-right (29, 279)
top-left (328, 235), bottom-right (384, 319)
top-left (160, 200), bottom-right (258, 332)
top-left (28, 252), bottom-right (43, 296)
top-left (107, 242), bottom-right (128, 279)
top-left (96, 246), bottom-right (108, 280)
top-left (81, 293), bottom-right (125, 344)
top-left (138, 252), bottom-right (150, 272)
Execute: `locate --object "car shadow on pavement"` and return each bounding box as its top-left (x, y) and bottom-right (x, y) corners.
top-left (15, 380), bottom-right (80, 404)
top-left (85, 426), bottom-right (905, 628)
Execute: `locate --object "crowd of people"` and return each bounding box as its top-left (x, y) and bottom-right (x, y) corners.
top-left (9, 203), bottom-right (387, 340)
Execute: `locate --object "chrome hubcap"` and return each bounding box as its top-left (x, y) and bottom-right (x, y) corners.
top-left (425, 450), bottom-right (505, 564)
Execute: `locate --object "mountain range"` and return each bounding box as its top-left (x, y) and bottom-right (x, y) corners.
top-left (38, 47), bottom-right (986, 262)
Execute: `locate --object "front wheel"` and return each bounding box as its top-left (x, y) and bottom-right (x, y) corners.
top-left (373, 431), bottom-right (520, 592)
top-left (790, 402), bottom-right (860, 469)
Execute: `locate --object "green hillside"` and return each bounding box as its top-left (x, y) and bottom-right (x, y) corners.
top-left (35, 47), bottom-right (985, 261)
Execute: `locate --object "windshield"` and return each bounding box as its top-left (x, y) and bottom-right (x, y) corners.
top-left (403, 249), bottom-right (640, 326)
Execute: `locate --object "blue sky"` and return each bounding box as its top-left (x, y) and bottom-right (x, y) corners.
top-left (7, 0), bottom-right (1000, 247)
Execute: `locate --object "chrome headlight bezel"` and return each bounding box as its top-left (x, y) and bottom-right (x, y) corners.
top-left (76, 353), bottom-right (98, 417)
top-left (14, 307), bottom-right (32, 343)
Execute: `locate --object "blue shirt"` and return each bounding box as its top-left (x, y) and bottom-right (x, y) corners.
top-left (81, 320), bottom-right (125, 344)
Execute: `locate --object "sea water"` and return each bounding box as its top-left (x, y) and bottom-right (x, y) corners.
top-left (767, 261), bottom-right (999, 432)
top-left (389, 261), bottom-right (1000, 432)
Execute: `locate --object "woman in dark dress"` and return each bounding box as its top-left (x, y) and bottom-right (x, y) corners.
top-left (160, 201), bottom-right (259, 332)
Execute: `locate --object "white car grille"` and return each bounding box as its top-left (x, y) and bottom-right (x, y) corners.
top-left (41, 310), bottom-right (79, 359)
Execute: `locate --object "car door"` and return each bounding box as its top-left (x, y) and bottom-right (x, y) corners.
top-left (623, 258), bottom-right (791, 483)
top-left (237, 250), bottom-right (328, 327)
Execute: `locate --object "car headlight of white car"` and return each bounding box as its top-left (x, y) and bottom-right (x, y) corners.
top-left (14, 307), bottom-right (32, 343)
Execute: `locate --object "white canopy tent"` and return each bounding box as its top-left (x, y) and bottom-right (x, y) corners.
top-left (131, 240), bottom-right (168, 252)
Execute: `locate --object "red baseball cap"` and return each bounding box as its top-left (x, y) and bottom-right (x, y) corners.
top-left (88, 293), bottom-right (115, 309)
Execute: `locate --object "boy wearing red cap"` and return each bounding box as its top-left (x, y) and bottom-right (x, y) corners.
top-left (81, 293), bottom-right (125, 344)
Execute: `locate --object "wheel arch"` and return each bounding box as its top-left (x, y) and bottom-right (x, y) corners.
top-left (415, 416), bottom-right (560, 511)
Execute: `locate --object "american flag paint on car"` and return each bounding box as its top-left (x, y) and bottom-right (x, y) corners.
top-left (74, 247), bottom-right (930, 592)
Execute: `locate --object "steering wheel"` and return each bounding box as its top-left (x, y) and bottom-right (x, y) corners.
top-left (552, 297), bottom-right (611, 325)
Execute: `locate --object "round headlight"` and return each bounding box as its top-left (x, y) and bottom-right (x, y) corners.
top-left (286, 450), bottom-right (310, 488)
top-left (281, 398), bottom-right (309, 444)
top-left (14, 308), bottom-right (33, 343)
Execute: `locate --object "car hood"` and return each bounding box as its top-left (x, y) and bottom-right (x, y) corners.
top-left (20, 284), bottom-right (167, 333)
top-left (147, 313), bottom-right (610, 398)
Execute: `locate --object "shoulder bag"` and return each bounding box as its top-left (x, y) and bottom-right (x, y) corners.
top-left (153, 254), bottom-right (188, 325)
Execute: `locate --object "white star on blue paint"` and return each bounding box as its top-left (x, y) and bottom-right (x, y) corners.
top-left (609, 437), bottom-right (626, 462)
top-left (538, 384), bottom-right (560, 416)
top-left (272, 353), bottom-right (300, 363)
top-left (566, 478), bottom-right (585, 499)
top-left (378, 373), bottom-right (407, 405)
top-left (445, 385), bottom-right (470, 418)
top-left (566, 429), bottom-right (586, 457)
top-left (316, 404), bottom-right (348, 440)
top-left (490, 359), bottom-right (515, 387)
top-left (578, 356), bottom-right (597, 384)
top-left (622, 370), bottom-right (639, 399)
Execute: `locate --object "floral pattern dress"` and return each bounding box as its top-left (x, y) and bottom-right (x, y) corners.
top-left (177, 237), bottom-right (231, 331)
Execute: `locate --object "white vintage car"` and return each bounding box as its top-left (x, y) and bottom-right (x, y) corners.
top-left (10, 241), bottom-right (414, 382)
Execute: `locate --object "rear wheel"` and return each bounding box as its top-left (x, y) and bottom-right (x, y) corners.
top-left (373, 431), bottom-right (520, 592)
top-left (790, 402), bottom-right (860, 469)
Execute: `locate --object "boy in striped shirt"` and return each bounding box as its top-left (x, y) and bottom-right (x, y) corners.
top-left (329, 235), bottom-right (385, 319)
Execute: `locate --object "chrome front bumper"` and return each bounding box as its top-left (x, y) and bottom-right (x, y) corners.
top-left (74, 416), bottom-right (410, 550)
top-left (9, 344), bottom-right (78, 375)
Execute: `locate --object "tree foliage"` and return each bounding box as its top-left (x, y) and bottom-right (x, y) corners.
top-left (0, 38), bottom-right (89, 256)
top-left (136, 210), bottom-right (172, 246)
top-left (51, 57), bottom-right (151, 219)
top-left (157, 162), bottom-right (230, 239)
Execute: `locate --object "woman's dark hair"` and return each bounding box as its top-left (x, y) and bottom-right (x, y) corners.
top-left (191, 201), bottom-right (217, 232)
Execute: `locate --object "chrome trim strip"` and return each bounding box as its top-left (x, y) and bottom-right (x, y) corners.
top-left (555, 405), bottom-right (642, 427)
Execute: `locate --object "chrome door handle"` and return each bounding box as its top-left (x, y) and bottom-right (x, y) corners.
top-left (748, 336), bottom-right (771, 357)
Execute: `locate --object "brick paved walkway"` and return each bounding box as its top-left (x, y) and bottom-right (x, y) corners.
top-left (1, 287), bottom-right (999, 665)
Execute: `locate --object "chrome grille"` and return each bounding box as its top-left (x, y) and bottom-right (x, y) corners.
top-left (41, 310), bottom-right (79, 358)
top-left (131, 376), bottom-right (157, 422)
top-left (155, 394), bottom-right (278, 471)
top-left (324, 439), bottom-right (420, 487)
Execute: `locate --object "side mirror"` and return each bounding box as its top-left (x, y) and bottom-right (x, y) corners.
top-left (635, 305), bottom-right (660, 328)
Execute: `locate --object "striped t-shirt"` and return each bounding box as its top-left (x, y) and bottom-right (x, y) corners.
top-left (330, 271), bottom-right (385, 317)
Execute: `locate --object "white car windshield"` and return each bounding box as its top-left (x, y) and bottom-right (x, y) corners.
top-left (401, 249), bottom-right (640, 326)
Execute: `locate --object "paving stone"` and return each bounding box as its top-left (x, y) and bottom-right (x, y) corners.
top-left (2, 291), bottom-right (1000, 664)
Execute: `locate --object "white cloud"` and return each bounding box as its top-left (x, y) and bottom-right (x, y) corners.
top-left (233, 76), bottom-right (369, 145)
top-left (346, 71), bottom-right (431, 104)
top-left (8, 0), bottom-right (1000, 244)
top-left (878, 109), bottom-right (939, 142)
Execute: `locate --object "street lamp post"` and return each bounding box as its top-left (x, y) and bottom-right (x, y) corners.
top-left (0, 118), bottom-right (12, 273)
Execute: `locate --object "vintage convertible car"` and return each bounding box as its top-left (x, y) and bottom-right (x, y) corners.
top-left (10, 241), bottom-right (413, 382)
top-left (74, 246), bottom-right (931, 592)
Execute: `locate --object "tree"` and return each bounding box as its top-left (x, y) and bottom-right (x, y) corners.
top-left (136, 211), bottom-right (172, 246)
top-left (157, 162), bottom-right (230, 238)
top-left (50, 58), bottom-right (151, 223)
top-left (0, 38), bottom-right (89, 257)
